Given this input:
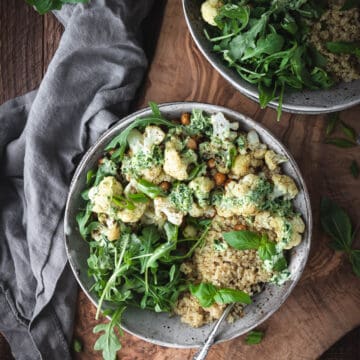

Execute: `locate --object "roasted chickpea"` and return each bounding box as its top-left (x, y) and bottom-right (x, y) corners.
top-left (234, 224), bottom-right (247, 231)
top-left (207, 158), bottom-right (216, 168)
top-left (214, 172), bottom-right (227, 186)
top-left (159, 181), bottom-right (171, 192)
top-left (186, 137), bottom-right (197, 150)
top-left (181, 112), bottom-right (191, 125)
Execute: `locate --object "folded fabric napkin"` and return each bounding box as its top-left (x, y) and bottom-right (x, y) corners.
top-left (0, 1), bottom-right (154, 358)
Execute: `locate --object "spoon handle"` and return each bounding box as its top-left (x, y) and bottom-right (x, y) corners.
top-left (192, 304), bottom-right (234, 360)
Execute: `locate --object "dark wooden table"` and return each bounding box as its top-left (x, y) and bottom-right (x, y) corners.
top-left (1, 1), bottom-right (360, 359)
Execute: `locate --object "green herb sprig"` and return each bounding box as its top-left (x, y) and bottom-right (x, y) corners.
top-left (25, 0), bottom-right (89, 14)
top-left (320, 197), bottom-right (360, 277)
top-left (245, 330), bottom-right (264, 345)
top-left (325, 113), bottom-right (358, 148)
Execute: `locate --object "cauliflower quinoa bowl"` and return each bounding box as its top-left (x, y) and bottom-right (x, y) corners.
top-left (64, 102), bottom-right (312, 347)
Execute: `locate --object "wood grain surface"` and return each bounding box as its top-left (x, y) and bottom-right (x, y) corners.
top-left (1, 1), bottom-right (360, 359)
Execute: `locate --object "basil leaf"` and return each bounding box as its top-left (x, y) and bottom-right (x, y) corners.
top-left (350, 160), bottom-right (359, 179)
top-left (213, 288), bottom-right (252, 305)
top-left (223, 230), bottom-right (261, 250)
top-left (273, 256), bottom-right (288, 272)
top-left (189, 283), bottom-right (218, 308)
top-left (350, 250), bottom-right (360, 277)
top-left (320, 197), bottom-right (353, 251)
top-left (135, 179), bottom-right (166, 199)
top-left (340, 121), bottom-right (357, 142)
top-left (326, 41), bottom-right (360, 57)
top-left (325, 113), bottom-right (339, 136)
top-left (325, 138), bottom-right (356, 148)
top-left (258, 241), bottom-right (277, 261)
top-left (245, 330), bottom-right (264, 345)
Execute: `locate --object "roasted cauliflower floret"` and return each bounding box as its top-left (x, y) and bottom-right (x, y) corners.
top-left (201, 0), bottom-right (222, 26)
top-left (154, 197), bottom-right (184, 226)
top-left (163, 141), bottom-right (188, 180)
top-left (189, 203), bottom-right (215, 218)
top-left (104, 218), bottom-right (121, 241)
top-left (231, 154), bottom-right (251, 178)
top-left (210, 112), bottom-right (239, 141)
top-left (88, 176), bottom-right (123, 214)
top-left (189, 176), bottom-right (215, 208)
top-left (270, 215), bottom-right (305, 249)
top-left (271, 174), bottom-right (298, 200)
top-left (117, 202), bottom-right (147, 223)
top-left (183, 225), bottom-right (197, 239)
top-left (143, 125), bottom-right (165, 149)
top-left (265, 150), bottom-right (287, 171)
top-left (142, 166), bottom-right (163, 183)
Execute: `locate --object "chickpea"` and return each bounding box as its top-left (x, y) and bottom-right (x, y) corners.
top-left (186, 137), bottom-right (197, 150)
top-left (181, 112), bottom-right (191, 125)
top-left (234, 224), bottom-right (247, 231)
top-left (214, 172), bottom-right (227, 186)
top-left (159, 181), bottom-right (171, 192)
top-left (207, 158), bottom-right (216, 168)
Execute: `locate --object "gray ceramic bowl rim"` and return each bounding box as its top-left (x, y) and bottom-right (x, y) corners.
top-left (64, 102), bottom-right (312, 348)
top-left (182, 0), bottom-right (360, 114)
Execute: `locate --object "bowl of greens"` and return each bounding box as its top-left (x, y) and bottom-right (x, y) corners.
top-left (64, 102), bottom-right (312, 356)
top-left (183, 0), bottom-right (360, 119)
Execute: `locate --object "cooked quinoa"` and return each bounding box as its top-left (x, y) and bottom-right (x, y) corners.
top-left (310, 1), bottom-right (360, 82)
top-left (174, 216), bottom-right (272, 327)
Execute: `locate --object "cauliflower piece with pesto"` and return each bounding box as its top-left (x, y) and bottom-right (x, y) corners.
top-left (117, 202), bottom-right (147, 223)
top-left (201, 0), bottom-right (222, 26)
top-left (143, 125), bottom-right (166, 150)
top-left (271, 174), bottom-right (298, 200)
top-left (210, 112), bottom-right (239, 142)
top-left (88, 176), bottom-right (123, 214)
top-left (163, 141), bottom-right (189, 180)
top-left (270, 215), bottom-right (305, 250)
top-left (189, 202), bottom-right (215, 218)
top-left (231, 154), bottom-right (251, 179)
top-left (215, 174), bottom-right (260, 217)
top-left (154, 197), bottom-right (184, 226)
top-left (188, 176), bottom-right (215, 208)
top-left (265, 150), bottom-right (287, 171)
top-left (247, 130), bottom-right (267, 152)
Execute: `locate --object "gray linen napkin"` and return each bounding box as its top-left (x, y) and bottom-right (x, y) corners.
top-left (0, 1), bottom-right (154, 358)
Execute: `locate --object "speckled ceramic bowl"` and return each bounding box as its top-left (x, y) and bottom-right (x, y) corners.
top-left (64, 102), bottom-right (312, 348)
top-left (183, 0), bottom-right (360, 114)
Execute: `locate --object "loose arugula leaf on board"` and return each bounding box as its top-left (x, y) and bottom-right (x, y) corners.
top-left (325, 113), bottom-right (339, 136)
top-left (93, 307), bottom-right (125, 360)
top-left (350, 160), bottom-right (359, 179)
top-left (320, 197), bottom-right (353, 251)
top-left (340, 121), bottom-right (357, 142)
top-left (26, 0), bottom-right (89, 14)
top-left (325, 138), bottom-right (356, 148)
top-left (245, 330), bottom-right (264, 345)
top-left (73, 339), bottom-right (83, 353)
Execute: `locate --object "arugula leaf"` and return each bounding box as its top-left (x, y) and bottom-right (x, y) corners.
top-left (245, 330), bottom-right (264, 345)
top-left (93, 307), bottom-right (125, 360)
top-left (223, 230), bottom-right (261, 250)
top-left (325, 138), bottom-right (356, 148)
top-left (127, 193), bottom-right (149, 203)
top-left (350, 160), bottom-right (359, 179)
top-left (76, 203), bottom-right (93, 239)
top-left (112, 195), bottom-right (135, 210)
top-left (320, 197), bottom-right (353, 251)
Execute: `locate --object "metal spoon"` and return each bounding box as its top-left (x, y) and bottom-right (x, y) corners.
top-left (192, 304), bottom-right (234, 360)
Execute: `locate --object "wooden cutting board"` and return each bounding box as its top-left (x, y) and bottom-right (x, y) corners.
top-left (1, 0), bottom-right (360, 359)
